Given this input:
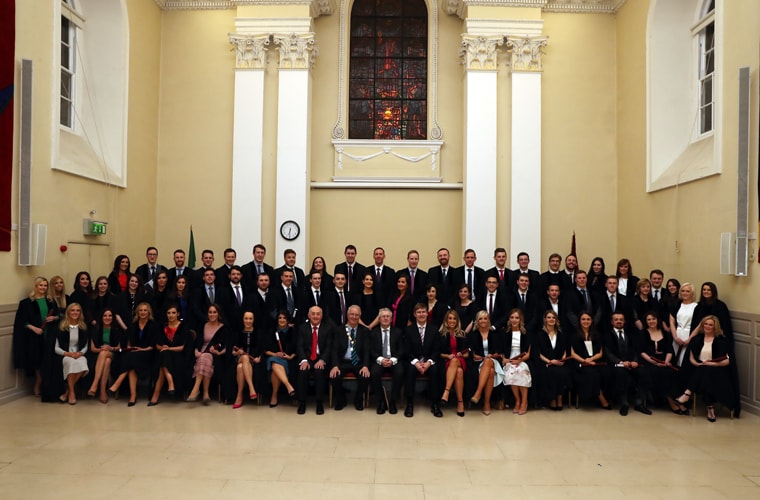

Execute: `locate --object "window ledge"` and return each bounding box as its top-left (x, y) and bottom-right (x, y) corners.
top-left (54, 129), bottom-right (125, 187)
top-left (331, 139), bottom-right (444, 181)
top-left (648, 134), bottom-right (718, 192)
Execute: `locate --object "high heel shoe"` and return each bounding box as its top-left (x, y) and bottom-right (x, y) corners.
top-left (147, 401), bottom-right (159, 407)
top-left (440, 388), bottom-right (450, 406)
top-left (470, 395), bottom-right (480, 406)
top-left (518, 401), bottom-right (528, 415)
top-left (675, 391), bottom-right (692, 404)
top-left (456, 401), bottom-right (464, 417)
top-left (707, 406), bottom-right (716, 422)
top-left (250, 392), bottom-right (258, 401)
top-left (127, 401), bottom-right (136, 407)
top-left (232, 402), bottom-right (243, 409)
top-left (186, 394), bottom-right (199, 402)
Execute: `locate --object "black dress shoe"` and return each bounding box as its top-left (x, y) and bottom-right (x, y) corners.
top-left (128, 401), bottom-right (136, 407)
top-left (404, 403), bottom-right (414, 417)
top-left (316, 401), bottom-right (325, 415)
top-left (297, 402), bottom-right (306, 414)
top-left (377, 401), bottom-right (387, 415)
top-left (634, 404), bottom-right (652, 415)
top-left (147, 401), bottom-right (159, 407)
top-left (167, 390), bottom-right (176, 397)
top-left (619, 405), bottom-right (629, 416)
top-left (388, 401), bottom-right (397, 414)
top-left (269, 401), bottom-right (279, 408)
top-left (431, 403), bottom-right (443, 418)
top-left (334, 401), bottom-right (346, 411)
top-left (354, 400), bottom-right (364, 411)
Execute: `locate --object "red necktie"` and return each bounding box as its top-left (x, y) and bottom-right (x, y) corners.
top-left (499, 269), bottom-right (504, 282)
top-left (310, 325), bottom-right (318, 361)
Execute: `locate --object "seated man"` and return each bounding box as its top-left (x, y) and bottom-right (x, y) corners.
top-left (369, 308), bottom-right (405, 415)
top-left (329, 305), bottom-right (370, 411)
top-left (604, 311), bottom-right (652, 416)
top-left (403, 303), bottom-right (442, 418)
top-left (296, 306), bottom-right (333, 415)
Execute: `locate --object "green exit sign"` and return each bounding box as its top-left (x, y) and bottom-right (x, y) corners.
top-left (83, 219), bottom-right (107, 236)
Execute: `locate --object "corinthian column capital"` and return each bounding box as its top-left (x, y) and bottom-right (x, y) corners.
top-left (505, 35), bottom-right (548, 72)
top-left (228, 33), bottom-right (270, 69)
top-left (272, 33), bottom-right (317, 70)
top-left (460, 35), bottom-right (504, 70)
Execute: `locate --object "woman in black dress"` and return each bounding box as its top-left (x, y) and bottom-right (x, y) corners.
top-left (308, 256), bottom-right (333, 291)
top-left (187, 304), bottom-right (229, 405)
top-left (639, 311), bottom-right (681, 414)
top-left (147, 270), bottom-right (170, 319)
top-left (424, 284), bottom-right (448, 328)
top-left (534, 310), bottom-right (570, 410)
top-left (167, 275), bottom-right (191, 325)
top-left (469, 310), bottom-right (505, 416)
top-left (230, 310), bottom-right (262, 409)
top-left (631, 278), bottom-right (655, 331)
top-left (13, 277), bottom-right (60, 398)
top-left (115, 274), bottom-right (147, 330)
top-left (70, 271), bottom-right (95, 327)
top-left (569, 312), bottom-right (611, 409)
top-left (389, 275), bottom-right (413, 329)
top-left (108, 254), bottom-right (132, 294)
top-left (148, 304), bottom-right (190, 406)
top-left (437, 310), bottom-right (469, 417)
top-left (87, 308), bottom-right (124, 403)
top-left (109, 302), bottom-right (158, 406)
top-left (49, 275), bottom-right (69, 313)
top-left (587, 257), bottom-right (607, 294)
top-left (265, 311), bottom-right (297, 407)
top-left (452, 284), bottom-right (476, 333)
top-left (615, 258), bottom-right (639, 297)
top-left (91, 276), bottom-right (116, 328)
top-left (358, 272), bottom-right (380, 330)
top-left (676, 315), bottom-right (734, 422)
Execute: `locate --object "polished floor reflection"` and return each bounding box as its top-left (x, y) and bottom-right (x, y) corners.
top-left (0, 397), bottom-right (758, 499)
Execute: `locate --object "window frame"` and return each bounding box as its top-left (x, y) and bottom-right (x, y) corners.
top-left (692, 0), bottom-right (715, 139)
top-left (59, 0), bottom-right (84, 130)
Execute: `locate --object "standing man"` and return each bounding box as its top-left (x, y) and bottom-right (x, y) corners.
top-left (323, 272), bottom-right (354, 327)
top-left (191, 268), bottom-right (219, 328)
top-left (217, 265), bottom-right (252, 333)
top-left (275, 248), bottom-right (305, 289)
top-left (370, 247), bottom-right (395, 307)
top-left (566, 270), bottom-right (597, 330)
top-left (455, 249), bottom-right (485, 301)
top-left (426, 247), bottom-right (456, 303)
top-left (191, 249), bottom-right (215, 290)
top-left (329, 305), bottom-right (371, 411)
top-left (397, 250), bottom-right (428, 303)
top-left (241, 244), bottom-right (275, 292)
top-left (509, 252), bottom-right (540, 293)
top-left (167, 249), bottom-right (191, 288)
top-left (296, 306), bottom-right (333, 415)
top-left (403, 304), bottom-right (442, 418)
top-left (604, 311), bottom-right (651, 416)
top-left (370, 308), bottom-right (405, 414)
top-left (477, 275), bottom-right (510, 333)
top-left (135, 247), bottom-right (166, 290)
top-left (563, 254), bottom-right (579, 291)
top-left (272, 269), bottom-right (304, 324)
top-left (334, 244), bottom-right (366, 294)
top-left (251, 272), bottom-right (278, 333)
top-left (485, 247), bottom-right (512, 292)
top-left (215, 248), bottom-right (237, 287)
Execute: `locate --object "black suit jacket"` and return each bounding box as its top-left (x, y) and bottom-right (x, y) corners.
top-left (403, 323), bottom-right (439, 363)
top-left (604, 325), bottom-right (639, 364)
top-left (275, 265), bottom-right (306, 290)
top-left (477, 290), bottom-right (511, 332)
top-left (536, 298), bottom-right (571, 333)
top-left (509, 269), bottom-right (541, 292)
top-left (135, 263), bottom-right (167, 288)
top-left (539, 271), bottom-right (572, 293)
top-left (368, 265), bottom-right (396, 307)
top-left (596, 291), bottom-right (630, 327)
top-left (241, 261), bottom-right (275, 293)
top-left (216, 282), bottom-right (255, 333)
top-left (215, 264), bottom-right (234, 288)
top-left (167, 267), bottom-right (192, 290)
top-left (330, 324), bottom-right (370, 368)
top-left (271, 284), bottom-right (306, 324)
top-left (566, 287), bottom-right (598, 331)
top-left (369, 325), bottom-right (404, 361)
top-left (511, 289), bottom-right (541, 332)
top-left (468, 329), bottom-right (507, 359)
top-left (321, 288), bottom-right (358, 327)
top-left (485, 267), bottom-right (513, 293)
top-left (191, 284), bottom-right (220, 329)
top-left (249, 288), bottom-right (278, 334)
top-left (426, 266), bottom-right (457, 304)
top-left (334, 262), bottom-right (367, 294)
top-left (296, 322), bottom-right (333, 364)
top-left (454, 266), bottom-right (486, 300)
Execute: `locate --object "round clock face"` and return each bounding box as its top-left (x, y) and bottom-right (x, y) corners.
top-left (280, 220), bottom-right (300, 241)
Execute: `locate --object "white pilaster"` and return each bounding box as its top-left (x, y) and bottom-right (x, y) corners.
top-left (273, 33), bottom-right (315, 263)
top-left (461, 35), bottom-right (502, 257)
top-left (507, 35), bottom-right (547, 267)
top-left (229, 34), bottom-right (268, 255)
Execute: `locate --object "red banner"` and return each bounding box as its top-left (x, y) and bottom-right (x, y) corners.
top-left (0, 0), bottom-right (14, 251)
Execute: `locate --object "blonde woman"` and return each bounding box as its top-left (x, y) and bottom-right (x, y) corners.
top-left (437, 310), bottom-right (469, 417)
top-left (468, 311), bottom-right (506, 416)
top-left (503, 309), bottom-right (532, 415)
top-left (55, 303), bottom-right (90, 405)
top-left (669, 282), bottom-right (697, 366)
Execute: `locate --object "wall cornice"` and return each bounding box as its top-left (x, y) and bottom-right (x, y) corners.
top-left (154, 0), bottom-right (336, 16)
top-left (444, 0), bottom-right (626, 17)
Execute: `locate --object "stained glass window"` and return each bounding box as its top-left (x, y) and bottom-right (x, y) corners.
top-left (349, 0), bottom-right (427, 140)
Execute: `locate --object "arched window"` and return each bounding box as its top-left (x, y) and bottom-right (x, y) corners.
top-left (348, 0), bottom-right (427, 140)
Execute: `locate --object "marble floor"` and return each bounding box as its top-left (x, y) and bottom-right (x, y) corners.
top-left (0, 396), bottom-right (758, 499)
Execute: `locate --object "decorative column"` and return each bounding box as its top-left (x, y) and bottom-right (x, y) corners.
top-left (228, 34), bottom-right (269, 255)
top-left (273, 33), bottom-right (316, 263)
top-left (460, 35), bottom-right (503, 257)
top-left (506, 35), bottom-right (547, 267)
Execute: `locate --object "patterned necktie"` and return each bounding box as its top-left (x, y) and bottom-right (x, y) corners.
top-left (350, 328), bottom-right (359, 366)
top-left (235, 285), bottom-right (242, 306)
top-left (382, 329), bottom-right (390, 358)
top-left (310, 326), bottom-right (318, 361)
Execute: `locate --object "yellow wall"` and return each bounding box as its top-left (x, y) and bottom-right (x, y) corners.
top-left (616, 0), bottom-right (760, 312)
top-left (2, 0), bottom-right (162, 304)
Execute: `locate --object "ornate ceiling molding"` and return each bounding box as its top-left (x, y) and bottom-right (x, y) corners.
top-left (445, 0), bottom-right (626, 17)
top-left (154, 0), bottom-right (336, 16)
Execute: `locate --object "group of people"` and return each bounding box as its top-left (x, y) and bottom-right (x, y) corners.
top-left (12, 244), bottom-right (740, 421)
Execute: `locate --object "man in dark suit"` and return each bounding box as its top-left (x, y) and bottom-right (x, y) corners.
top-left (296, 306), bottom-right (333, 415)
top-left (191, 267), bottom-right (219, 328)
top-left (596, 275), bottom-right (630, 327)
top-left (509, 252), bottom-right (541, 293)
top-left (396, 249), bottom-right (428, 303)
top-left (403, 303), bottom-right (442, 418)
top-left (191, 249), bottom-right (215, 290)
top-left (539, 253), bottom-right (572, 293)
top-left (216, 265), bottom-right (253, 333)
top-left (274, 248), bottom-right (305, 290)
top-left (304, 271), bottom-right (327, 311)
top-left (604, 312), bottom-right (651, 416)
top-left (454, 248), bottom-right (485, 301)
top-left (329, 305), bottom-right (371, 411)
top-left (369, 247), bottom-right (395, 307)
top-left (250, 272), bottom-right (277, 334)
top-left (511, 273), bottom-right (540, 332)
top-left (323, 272), bottom-right (355, 327)
top-left (214, 248), bottom-right (237, 288)
top-left (334, 244), bottom-right (366, 294)
top-left (566, 270), bottom-right (598, 330)
top-left (648, 269), bottom-right (669, 331)
top-left (537, 284), bottom-right (571, 332)
top-left (426, 247), bottom-right (457, 304)
top-left (271, 268), bottom-right (305, 324)
top-left (485, 247), bottom-right (512, 293)
top-left (370, 307), bottom-right (405, 414)
top-left (563, 254), bottom-right (579, 291)
top-left (477, 275), bottom-right (510, 332)
top-left (167, 249), bottom-right (191, 289)
top-left (241, 244), bottom-right (275, 293)
top-left (135, 246), bottom-right (167, 290)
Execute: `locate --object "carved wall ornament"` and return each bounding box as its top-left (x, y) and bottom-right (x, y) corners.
top-left (272, 33), bottom-right (317, 69)
top-left (460, 35), bottom-right (504, 70)
top-left (505, 35), bottom-right (548, 72)
top-left (228, 34), bottom-right (270, 69)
